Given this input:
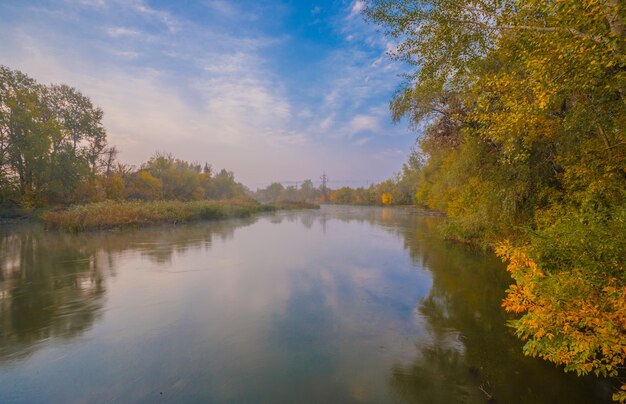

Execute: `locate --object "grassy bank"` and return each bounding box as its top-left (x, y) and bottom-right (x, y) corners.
top-left (41, 199), bottom-right (318, 232)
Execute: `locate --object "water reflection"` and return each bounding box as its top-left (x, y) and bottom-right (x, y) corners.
top-left (0, 207), bottom-right (612, 403)
top-left (391, 210), bottom-right (612, 403)
top-left (0, 218), bottom-right (257, 364)
top-left (0, 227), bottom-right (106, 363)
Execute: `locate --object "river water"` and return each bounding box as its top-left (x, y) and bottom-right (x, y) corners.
top-left (0, 206), bottom-right (612, 403)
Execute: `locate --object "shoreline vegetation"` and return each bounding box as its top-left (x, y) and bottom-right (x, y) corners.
top-left (364, 1), bottom-right (625, 401)
top-left (3, 201), bottom-right (436, 233)
top-left (40, 199), bottom-right (319, 232)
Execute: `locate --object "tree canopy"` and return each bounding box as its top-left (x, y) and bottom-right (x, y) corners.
top-left (0, 66), bottom-right (109, 206)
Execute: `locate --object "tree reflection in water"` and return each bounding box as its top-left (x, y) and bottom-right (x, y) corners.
top-left (385, 209), bottom-right (612, 403)
top-left (0, 218), bottom-right (256, 363)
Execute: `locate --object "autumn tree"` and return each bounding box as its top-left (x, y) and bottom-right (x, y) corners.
top-left (210, 168), bottom-right (243, 200)
top-left (126, 171), bottom-right (163, 201)
top-left (365, 0), bottom-right (625, 399)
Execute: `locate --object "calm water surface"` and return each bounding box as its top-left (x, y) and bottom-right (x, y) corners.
top-left (0, 206), bottom-right (613, 403)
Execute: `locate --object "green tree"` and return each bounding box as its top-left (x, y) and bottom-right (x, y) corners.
top-left (44, 84), bottom-right (107, 177)
top-left (211, 169), bottom-right (241, 200)
top-left (0, 66), bottom-right (109, 206)
top-left (0, 67), bottom-right (54, 205)
top-left (299, 179), bottom-right (316, 202)
top-left (142, 153), bottom-right (203, 201)
top-left (263, 182), bottom-right (285, 202)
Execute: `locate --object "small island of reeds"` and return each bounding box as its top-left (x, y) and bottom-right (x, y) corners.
top-left (41, 199), bottom-right (319, 232)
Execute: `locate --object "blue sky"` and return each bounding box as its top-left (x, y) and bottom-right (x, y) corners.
top-left (0, 0), bottom-right (415, 188)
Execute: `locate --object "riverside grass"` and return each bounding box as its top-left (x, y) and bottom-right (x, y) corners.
top-left (41, 199), bottom-right (318, 232)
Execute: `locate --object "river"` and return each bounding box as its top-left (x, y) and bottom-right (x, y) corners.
top-left (0, 206), bottom-right (612, 403)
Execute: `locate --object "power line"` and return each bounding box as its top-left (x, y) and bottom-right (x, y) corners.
top-left (320, 171), bottom-right (328, 203)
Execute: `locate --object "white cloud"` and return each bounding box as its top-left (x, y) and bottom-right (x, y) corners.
top-left (319, 115), bottom-right (334, 131)
top-left (266, 131), bottom-right (308, 147)
top-left (348, 1), bottom-right (365, 18)
top-left (202, 52), bottom-right (253, 74)
top-left (106, 26), bottom-right (141, 38)
top-left (324, 89), bottom-right (339, 107)
top-left (349, 114), bottom-right (379, 135)
top-left (73, 0), bottom-right (107, 8)
top-left (130, 0), bottom-right (180, 32)
top-left (109, 50), bottom-right (140, 59)
top-left (196, 75), bottom-right (293, 146)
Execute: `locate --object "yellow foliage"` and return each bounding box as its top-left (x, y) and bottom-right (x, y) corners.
top-left (127, 171), bottom-right (163, 201)
top-left (497, 241), bottom-right (626, 399)
top-left (104, 175), bottom-right (125, 201)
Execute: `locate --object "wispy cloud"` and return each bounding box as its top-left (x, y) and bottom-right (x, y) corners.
top-left (266, 131), bottom-right (308, 147)
top-left (348, 1), bottom-right (365, 18)
top-left (349, 114), bottom-right (379, 135)
top-left (73, 0), bottom-right (107, 9)
top-left (108, 49), bottom-right (140, 59)
top-left (319, 115), bottom-right (334, 131)
top-left (205, 0), bottom-right (238, 17)
top-left (106, 26), bottom-right (142, 38)
top-left (128, 0), bottom-right (180, 32)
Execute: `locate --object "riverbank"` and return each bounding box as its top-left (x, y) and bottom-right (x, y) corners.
top-left (40, 199), bottom-right (318, 232)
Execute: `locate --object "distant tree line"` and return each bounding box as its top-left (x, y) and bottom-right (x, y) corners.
top-left (250, 176), bottom-right (416, 206)
top-left (251, 156), bottom-right (432, 208)
top-left (324, 149), bottom-right (422, 206)
top-left (250, 180), bottom-right (319, 203)
top-left (0, 65), bottom-right (245, 211)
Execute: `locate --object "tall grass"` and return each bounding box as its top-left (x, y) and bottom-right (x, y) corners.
top-left (266, 200), bottom-right (320, 210)
top-left (41, 199), bottom-right (271, 231)
top-left (41, 199), bottom-right (319, 232)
